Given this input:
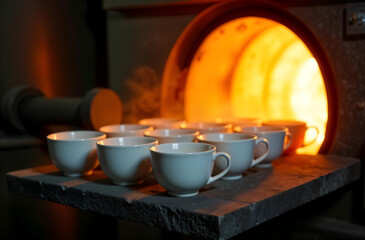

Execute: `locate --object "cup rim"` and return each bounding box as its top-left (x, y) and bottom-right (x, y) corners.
top-left (216, 117), bottom-right (260, 122)
top-left (47, 130), bottom-right (106, 142)
top-left (150, 142), bottom-right (215, 155)
top-left (97, 136), bottom-right (158, 147)
top-left (236, 126), bottom-right (288, 133)
top-left (138, 117), bottom-right (183, 125)
top-left (197, 133), bottom-right (257, 142)
top-left (144, 128), bottom-right (199, 138)
top-left (181, 122), bottom-right (231, 130)
top-left (216, 117), bottom-right (261, 125)
top-left (99, 124), bottom-right (152, 133)
top-left (262, 120), bottom-right (306, 126)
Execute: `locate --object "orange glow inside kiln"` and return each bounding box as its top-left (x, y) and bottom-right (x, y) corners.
top-left (184, 17), bottom-right (327, 154)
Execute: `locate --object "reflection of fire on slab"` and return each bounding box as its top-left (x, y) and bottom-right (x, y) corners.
top-left (123, 67), bottom-right (161, 123)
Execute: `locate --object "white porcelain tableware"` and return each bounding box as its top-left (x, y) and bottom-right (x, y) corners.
top-left (234, 126), bottom-right (292, 167)
top-left (144, 128), bottom-right (199, 144)
top-left (96, 137), bottom-right (158, 186)
top-left (262, 120), bottom-right (319, 155)
top-left (99, 124), bottom-right (153, 137)
top-left (181, 122), bottom-right (231, 134)
top-left (150, 142), bottom-right (231, 197)
top-left (216, 117), bottom-right (262, 128)
top-left (138, 118), bottom-right (185, 129)
top-left (47, 130), bottom-right (106, 177)
top-left (197, 133), bottom-right (269, 180)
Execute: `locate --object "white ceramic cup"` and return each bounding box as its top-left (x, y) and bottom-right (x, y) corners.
top-left (181, 122), bottom-right (231, 134)
top-left (138, 118), bottom-right (185, 129)
top-left (150, 142), bottom-right (231, 197)
top-left (144, 128), bottom-right (199, 144)
top-left (234, 126), bottom-right (292, 167)
top-left (216, 117), bottom-right (262, 128)
top-left (262, 120), bottom-right (319, 154)
top-left (197, 133), bottom-right (270, 180)
top-left (99, 124), bottom-right (153, 137)
top-left (47, 130), bottom-right (106, 177)
top-left (96, 137), bottom-right (158, 186)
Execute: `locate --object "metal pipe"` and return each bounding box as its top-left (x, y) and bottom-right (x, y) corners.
top-left (1, 85), bottom-right (123, 133)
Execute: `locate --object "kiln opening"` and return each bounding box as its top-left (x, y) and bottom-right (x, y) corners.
top-left (186, 17), bottom-right (327, 155)
top-left (161, 1), bottom-right (337, 155)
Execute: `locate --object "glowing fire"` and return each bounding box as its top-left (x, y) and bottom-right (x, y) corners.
top-left (184, 17), bottom-right (327, 154)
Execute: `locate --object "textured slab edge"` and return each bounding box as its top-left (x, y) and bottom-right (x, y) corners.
top-left (6, 156), bottom-right (361, 240)
top-left (6, 174), bottom-right (221, 239)
top-left (218, 159), bottom-right (361, 239)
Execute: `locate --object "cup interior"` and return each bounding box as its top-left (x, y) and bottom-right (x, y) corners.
top-left (238, 126), bottom-right (287, 133)
top-left (151, 142), bottom-right (214, 154)
top-left (139, 118), bottom-right (182, 125)
top-left (182, 122), bottom-right (229, 129)
top-left (217, 117), bottom-right (262, 126)
top-left (47, 130), bottom-right (105, 141)
top-left (197, 133), bottom-right (256, 142)
top-left (145, 128), bottom-right (198, 137)
top-left (97, 137), bottom-right (157, 147)
top-left (100, 124), bottom-right (151, 133)
top-left (263, 120), bottom-right (306, 127)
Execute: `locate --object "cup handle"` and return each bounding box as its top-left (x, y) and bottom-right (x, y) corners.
top-left (302, 126), bottom-right (319, 147)
top-left (207, 152), bottom-right (231, 185)
top-left (283, 132), bottom-right (293, 151)
top-left (250, 138), bottom-right (270, 167)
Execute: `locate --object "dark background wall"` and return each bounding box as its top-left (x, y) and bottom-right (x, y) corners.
top-left (0, 1), bottom-right (115, 239)
top-left (0, 0), bottom-right (108, 136)
top-left (0, 0), bottom-right (106, 99)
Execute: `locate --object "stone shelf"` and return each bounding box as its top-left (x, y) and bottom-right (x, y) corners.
top-left (6, 154), bottom-right (360, 240)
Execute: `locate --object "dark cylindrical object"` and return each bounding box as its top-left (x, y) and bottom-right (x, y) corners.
top-left (19, 98), bottom-right (81, 126)
top-left (1, 85), bottom-right (122, 133)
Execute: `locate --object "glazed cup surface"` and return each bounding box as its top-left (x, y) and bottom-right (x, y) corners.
top-left (181, 122), bottom-right (231, 134)
top-left (262, 120), bottom-right (319, 154)
top-left (216, 117), bottom-right (262, 128)
top-left (47, 130), bottom-right (106, 177)
top-left (150, 142), bottom-right (231, 197)
top-left (99, 124), bottom-right (153, 137)
top-left (144, 128), bottom-right (199, 144)
top-left (197, 133), bottom-right (269, 179)
top-left (138, 118), bottom-right (185, 129)
top-left (97, 137), bottom-right (158, 186)
top-left (234, 126), bottom-right (292, 167)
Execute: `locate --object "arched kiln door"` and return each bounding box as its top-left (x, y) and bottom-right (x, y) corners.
top-left (161, 0), bottom-right (337, 155)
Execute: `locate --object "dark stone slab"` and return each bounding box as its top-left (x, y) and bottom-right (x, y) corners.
top-left (6, 154), bottom-right (360, 240)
